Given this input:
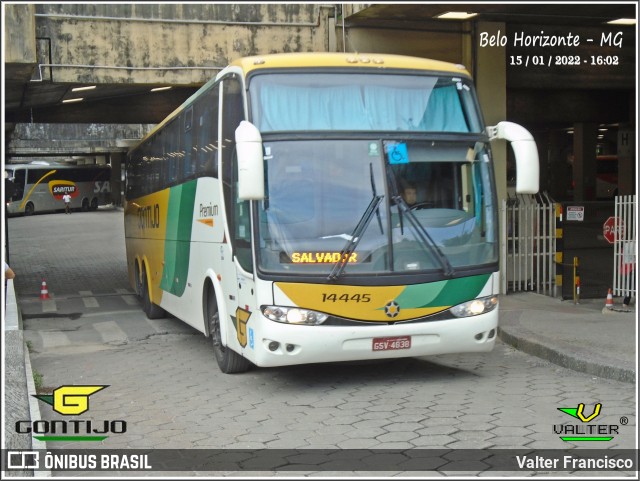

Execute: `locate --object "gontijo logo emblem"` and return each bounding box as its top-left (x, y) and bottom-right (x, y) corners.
top-left (34, 385), bottom-right (107, 415)
top-left (16, 385), bottom-right (126, 442)
top-left (554, 403), bottom-right (626, 442)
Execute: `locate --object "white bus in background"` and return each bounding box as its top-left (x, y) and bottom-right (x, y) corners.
top-left (5, 163), bottom-right (112, 216)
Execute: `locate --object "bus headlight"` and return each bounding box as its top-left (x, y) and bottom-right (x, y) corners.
top-left (449, 296), bottom-right (498, 318)
top-left (262, 306), bottom-right (329, 325)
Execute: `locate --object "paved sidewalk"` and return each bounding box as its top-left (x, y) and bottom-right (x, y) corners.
top-left (498, 292), bottom-right (636, 384)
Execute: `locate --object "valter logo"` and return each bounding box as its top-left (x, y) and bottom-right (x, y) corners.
top-left (16, 385), bottom-right (126, 442)
top-left (554, 403), bottom-right (626, 442)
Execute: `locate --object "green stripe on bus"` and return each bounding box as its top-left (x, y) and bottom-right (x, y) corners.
top-left (396, 273), bottom-right (491, 309)
top-left (161, 181), bottom-right (197, 296)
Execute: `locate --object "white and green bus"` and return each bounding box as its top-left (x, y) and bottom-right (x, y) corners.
top-left (124, 53), bottom-right (539, 373)
top-left (5, 163), bottom-right (112, 216)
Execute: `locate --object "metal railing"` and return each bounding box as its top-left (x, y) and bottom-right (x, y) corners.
top-left (613, 194), bottom-right (636, 298)
top-left (500, 192), bottom-right (556, 295)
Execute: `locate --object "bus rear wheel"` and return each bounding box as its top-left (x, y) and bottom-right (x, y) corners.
top-left (141, 269), bottom-right (166, 319)
top-left (206, 287), bottom-right (251, 374)
top-left (90, 197), bottom-right (99, 210)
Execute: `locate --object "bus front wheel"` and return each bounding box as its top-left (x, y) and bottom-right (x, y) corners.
top-left (24, 202), bottom-right (34, 216)
top-left (206, 287), bottom-right (251, 374)
top-left (141, 269), bottom-right (166, 319)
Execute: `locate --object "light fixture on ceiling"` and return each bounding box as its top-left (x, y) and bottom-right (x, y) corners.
top-left (62, 98), bottom-right (84, 104)
top-left (151, 86), bottom-right (172, 92)
top-left (72, 85), bottom-right (96, 92)
top-left (436, 12), bottom-right (478, 20)
top-left (607, 18), bottom-right (636, 25)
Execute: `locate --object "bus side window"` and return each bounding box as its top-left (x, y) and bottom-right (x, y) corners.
top-left (194, 84), bottom-right (219, 178)
top-left (221, 73), bottom-right (252, 272)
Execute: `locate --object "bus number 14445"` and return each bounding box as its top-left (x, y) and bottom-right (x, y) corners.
top-left (322, 293), bottom-right (371, 303)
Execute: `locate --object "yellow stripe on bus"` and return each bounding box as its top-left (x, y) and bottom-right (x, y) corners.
top-left (20, 169), bottom-right (57, 210)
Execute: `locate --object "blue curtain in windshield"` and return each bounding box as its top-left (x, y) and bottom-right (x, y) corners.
top-left (259, 84), bottom-right (368, 131)
top-left (419, 85), bottom-right (468, 132)
top-left (256, 83), bottom-right (469, 132)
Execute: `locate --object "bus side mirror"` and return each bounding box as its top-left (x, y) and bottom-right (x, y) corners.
top-left (235, 121), bottom-right (265, 200)
top-left (488, 121), bottom-right (540, 194)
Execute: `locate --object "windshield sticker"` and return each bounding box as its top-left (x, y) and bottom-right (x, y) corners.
top-left (386, 142), bottom-right (409, 164)
top-left (368, 142), bottom-right (380, 157)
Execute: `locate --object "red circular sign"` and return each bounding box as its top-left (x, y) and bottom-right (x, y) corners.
top-left (603, 216), bottom-right (624, 244)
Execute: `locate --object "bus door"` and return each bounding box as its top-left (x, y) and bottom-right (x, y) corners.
top-left (7, 169), bottom-right (25, 202)
top-left (220, 73), bottom-right (256, 353)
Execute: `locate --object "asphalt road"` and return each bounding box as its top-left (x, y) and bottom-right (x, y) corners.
top-left (6, 208), bottom-right (637, 476)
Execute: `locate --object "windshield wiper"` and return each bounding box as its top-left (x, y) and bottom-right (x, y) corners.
top-left (393, 194), bottom-right (455, 277)
top-left (327, 194), bottom-right (383, 281)
top-left (370, 162), bottom-right (384, 235)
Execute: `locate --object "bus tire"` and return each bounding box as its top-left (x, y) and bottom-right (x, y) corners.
top-left (24, 202), bottom-right (34, 216)
top-left (90, 197), bottom-right (99, 210)
top-left (141, 269), bottom-right (166, 319)
top-left (82, 198), bottom-right (90, 211)
top-left (206, 286), bottom-right (251, 374)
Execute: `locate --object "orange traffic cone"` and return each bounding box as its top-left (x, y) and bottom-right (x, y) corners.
top-left (40, 279), bottom-right (50, 300)
top-left (605, 288), bottom-right (614, 310)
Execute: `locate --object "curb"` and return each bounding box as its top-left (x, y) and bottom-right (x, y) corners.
top-left (498, 327), bottom-right (635, 384)
top-left (24, 346), bottom-right (51, 478)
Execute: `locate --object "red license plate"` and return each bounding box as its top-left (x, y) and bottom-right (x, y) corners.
top-left (372, 336), bottom-right (411, 351)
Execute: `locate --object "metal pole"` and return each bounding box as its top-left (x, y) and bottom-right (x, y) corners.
top-left (573, 256), bottom-right (580, 304)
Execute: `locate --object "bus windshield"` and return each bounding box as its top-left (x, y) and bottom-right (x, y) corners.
top-left (257, 139), bottom-right (498, 277)
top-left (249, 72), bottom-right (482, 133)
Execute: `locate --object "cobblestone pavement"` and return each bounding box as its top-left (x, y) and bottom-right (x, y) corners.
top-left (7, 210), bottom-right (637, 477)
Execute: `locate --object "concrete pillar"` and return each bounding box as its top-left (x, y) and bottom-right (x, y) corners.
top-left (475, 21), bottom-right (507, 205)
top-left (533, 130), bottom-right (549, 197)
top-left (547, 129), bottom-right (572, 200)
top-left (572, 122), bottom-right (597, 201)
top-left (617, 124), bottom-right (635, 196)
top-left (4, 4), bottom-right (36, 64)
top-left (110, 152), bottom-right (124, 207)
top-left (475, 21), bottom-right (508, 288)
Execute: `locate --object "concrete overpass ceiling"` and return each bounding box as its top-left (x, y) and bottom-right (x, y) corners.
top-left (6, 4), bottom-right (636, 128)
top-left (344, 4), bottom-right (637, 29)
top-left (7, 82), bottom-right (198, 124)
